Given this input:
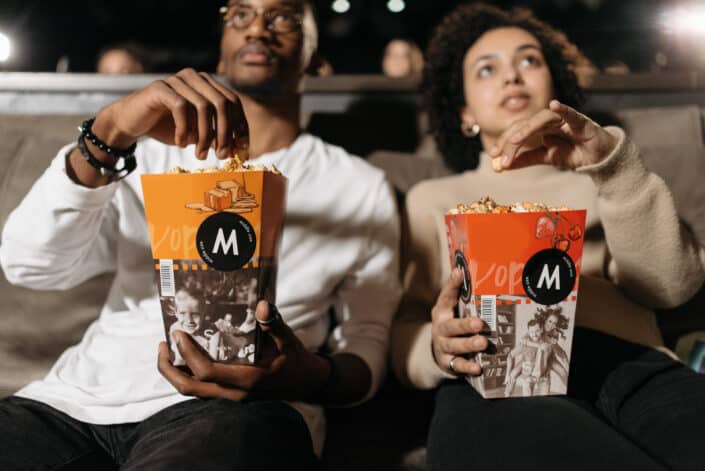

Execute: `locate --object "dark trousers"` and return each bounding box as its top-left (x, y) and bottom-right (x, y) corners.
top-left (428, 327), bottom-right (705, 471)
top-left (0, 396), bottom-right (319, 471)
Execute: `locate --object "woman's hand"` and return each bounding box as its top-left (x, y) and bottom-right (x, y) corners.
top-left (489, 100), bottom-right (619, 171)
top-left (431, 268), bottom-right (488, 376)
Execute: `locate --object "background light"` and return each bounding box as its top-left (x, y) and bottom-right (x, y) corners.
top-left (332, 0), bottom-right (350, 14)
top-left (661, 7), bottom-right (705, 36)
top-left (0, 32), bottom-right (11, 62)
top-left (387, 0), bottom-right (405, 13)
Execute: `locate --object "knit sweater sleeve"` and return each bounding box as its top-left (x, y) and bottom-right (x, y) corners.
top-left (576, 127), bottom-right (705, 308)
top-left (391, 181), bottom-right (456, 389)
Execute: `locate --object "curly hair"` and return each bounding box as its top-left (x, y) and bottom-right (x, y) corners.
top-left (532, 306), bottom-right (570, 339)
top-left (424, 3), bottom-right (590, 173)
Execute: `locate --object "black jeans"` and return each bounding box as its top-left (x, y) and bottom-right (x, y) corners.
top-left (0, 396), bottom-right (319, 471)
top-left (428, 327), bottom-right (705, 471)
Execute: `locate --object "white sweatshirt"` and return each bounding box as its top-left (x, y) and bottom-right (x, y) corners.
top-left (0, 133), bottom-right (401, 454)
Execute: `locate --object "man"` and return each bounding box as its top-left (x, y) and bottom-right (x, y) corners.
top-left (0, 0), bottom-right (400, 469)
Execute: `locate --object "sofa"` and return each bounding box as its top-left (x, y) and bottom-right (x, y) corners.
top-left (1, 78), bottom-right (705, 469)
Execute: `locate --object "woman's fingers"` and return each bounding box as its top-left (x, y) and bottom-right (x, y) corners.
top-left (506, 135), bottom-right (573, 170)
top-left (496, 110), bottom-right (564, 166)
top-left (442, 354), bottom-right (482, 376)
top-left (431, 268), bottom-right (463, 323)
top-left (549, 99), bottom-right (589, 133)
top-left (436, 316), bottom-right (486, 337)
top-left (437, 334), bottom-right (488, 356)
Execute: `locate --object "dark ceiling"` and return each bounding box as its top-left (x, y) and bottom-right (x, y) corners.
top-left (0, 0), bottom-right (699, 73)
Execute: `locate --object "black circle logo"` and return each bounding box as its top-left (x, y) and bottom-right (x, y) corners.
top-left (522, 248), bottom-right (576, 305)
top-left (196, 213), bottom-right (256, 271)
top-left (454, 250), bottom-right (472, 303)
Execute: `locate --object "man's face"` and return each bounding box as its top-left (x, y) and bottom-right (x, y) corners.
top-left (528, 323), bottom-right (542, 342)
top-left (219, 0), bottom-right (313, 97)
top-left (175, 291), bottom-right (203, 334)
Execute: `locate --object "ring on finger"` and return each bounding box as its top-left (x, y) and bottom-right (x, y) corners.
top-left (448, 355), bottom-right (460, 375)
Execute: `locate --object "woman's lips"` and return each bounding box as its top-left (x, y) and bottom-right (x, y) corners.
top-left (501, 95), bottom-right (530, 111)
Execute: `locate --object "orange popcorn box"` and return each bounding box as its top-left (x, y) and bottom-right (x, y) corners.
top-left (445, 207), bottom-right (586, 398)
top-left (141, 170), bottom-right (286, 366)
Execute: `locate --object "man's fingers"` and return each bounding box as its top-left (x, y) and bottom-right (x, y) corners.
top-left (171, 331), bottom-right (215, 377)
top-left (151, 80), bottom-right (191, 147)
top-left (158, 342), bottom-right (247, 401)
top-left (178, 69), bottom-right (234, 159)
top-left (165, 75), bottom-right (214, 159)
top-left (198, 72), bottom-right (249, 154)
top-left (255, 301), bottom-right (296, 352)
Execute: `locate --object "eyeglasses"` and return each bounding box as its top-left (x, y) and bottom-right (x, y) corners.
top-left (219, 4), bottom-right (303, 34)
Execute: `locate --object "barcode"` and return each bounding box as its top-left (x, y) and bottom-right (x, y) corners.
top-left (159, 259), bottom-right (175, 297)
top-left (480, 295), bottom-right (497, 331)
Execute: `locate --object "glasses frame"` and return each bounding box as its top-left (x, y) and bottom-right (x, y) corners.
top-left (219, 4), bottom-right (303, 34)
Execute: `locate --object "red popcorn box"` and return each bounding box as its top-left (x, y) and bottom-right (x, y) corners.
top-left (445, 198), bottom-right (587, 398)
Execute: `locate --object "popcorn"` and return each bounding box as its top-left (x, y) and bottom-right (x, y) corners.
top-left (168, 149), bottom-right (278, 175)
top-left (492, 157), bottom-right (505, 173)
top-left (449, 196), bottom-right (572, 215)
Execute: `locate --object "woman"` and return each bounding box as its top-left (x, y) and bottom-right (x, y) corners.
top-left (382, 38), bottom-right (424, 80)
top-left (390, 4), bottom-right (705, 470)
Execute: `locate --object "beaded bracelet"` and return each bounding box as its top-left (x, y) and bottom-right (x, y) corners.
top-left (78, 117), bottom-right (137, 158)
top-left (76, 135), bottom-right (137, 181)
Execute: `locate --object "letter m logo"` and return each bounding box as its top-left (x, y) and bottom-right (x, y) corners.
top-left (537, 264), bottom-right (560, 290)
top-left (212, 228), bottom-right (239, 256)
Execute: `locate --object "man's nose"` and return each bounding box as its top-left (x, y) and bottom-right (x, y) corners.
top-left (245, 13), bottom-right (273, 41)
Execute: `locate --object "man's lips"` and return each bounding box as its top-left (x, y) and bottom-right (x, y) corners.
top-left (237, 44), bottom-right (274, 65)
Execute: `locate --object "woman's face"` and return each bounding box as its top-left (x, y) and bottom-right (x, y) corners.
top-left (383, 40), bottom-right (413, 78)
top-left (545, 314), bottom-right (558, 332)
top-left (460, 27), bottom-right (554, 148)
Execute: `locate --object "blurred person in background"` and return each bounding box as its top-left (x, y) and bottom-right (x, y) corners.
top-left (382, 38), bottom-right (423, 80)
top-left (96, 42), bottom-right (147, 74)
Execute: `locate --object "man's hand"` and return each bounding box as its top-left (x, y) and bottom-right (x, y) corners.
top-left (431, 268), bottom-right (488, 376)
top-left (158, 301), bottom-right (330, 402)
top-left (95, 68), bottom-right (248, 160)
top-left (489, 100), bottom-right (618, 171)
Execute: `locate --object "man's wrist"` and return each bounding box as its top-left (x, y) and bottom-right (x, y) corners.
top-left (92, 108), bottom-right (137, 151)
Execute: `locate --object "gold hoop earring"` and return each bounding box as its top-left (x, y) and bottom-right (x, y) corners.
top-left (461, 123), bottom-right (480, 138)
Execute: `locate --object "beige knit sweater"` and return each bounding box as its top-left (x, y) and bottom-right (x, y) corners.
top-left (391, 127), bottom-right (705, 389)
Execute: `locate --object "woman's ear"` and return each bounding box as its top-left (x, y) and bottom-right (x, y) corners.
top-left (459, 105), bottom-right (476, 129)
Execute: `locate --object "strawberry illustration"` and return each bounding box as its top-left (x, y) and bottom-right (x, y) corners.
top-left (536, 215), bottom-right (556, 239)
top-left (553, 237), bottom-right (571, 252)
top-left (568, 224), bottom-right (583, 241)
